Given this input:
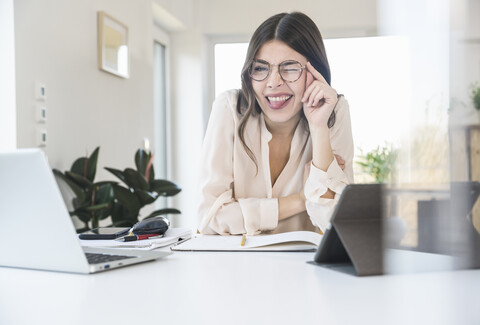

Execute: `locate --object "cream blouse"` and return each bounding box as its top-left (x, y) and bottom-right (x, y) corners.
top-left (197, 90), bottom-right (354, 235)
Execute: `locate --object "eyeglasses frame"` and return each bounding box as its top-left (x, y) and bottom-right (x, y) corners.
top-left (249, 59), bottom-right (307, 83)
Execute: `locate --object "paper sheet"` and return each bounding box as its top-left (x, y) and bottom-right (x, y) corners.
top-left (79, 228), bottom-right (192, 251)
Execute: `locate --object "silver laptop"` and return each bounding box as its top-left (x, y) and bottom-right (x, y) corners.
top-left (0, 149), bottom-right (172, 274)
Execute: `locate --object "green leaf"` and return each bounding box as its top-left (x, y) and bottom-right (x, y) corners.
top-left (105, 167), bottom-right (127, 184)
top-left (112, 185), bottom-right (141, 218)
top-left (124, 168), bottom-right (149, 191)
top-left (84, 202), bottom-right (111, 221)
top-left (72, 208), bottom-right (92, 224)
top-left (144, 208), bottom-right (181, 219)
top-left (135, 149), bottom-right (156, 182)
top-left (85, 202), bottom-right (110, 212)
top-left (70, 147), bottom-right (99, 182)
top-left (150, 179), bottom-right (181, 196)
top-left (71, 157), bottom-right (88, 178)
top-left (135, 149), bottom-right (150, 176)
top-left (134, 190), bottom-right (157, 206)
top-left (76, 226), bottom-right (90, 234)
top-left (94, 183), bottom-right (115, 204)
top-left (86, 147), bottom-right (100, 182)
top-left (111, 203), bottom-right (138, 226)
top-left (65, 171), bottom-right (93, 189)
top-left (146, 164), bottom-right (155, 183)
top-left (94, 180), bottom-right (118, 187)
top-left (53, 169), bottom-right (86, 204)
top-left (111, 201), bottom-right (140, 226)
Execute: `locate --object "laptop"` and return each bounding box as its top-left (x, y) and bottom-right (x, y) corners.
top-left (0, 149), bottom-right (172, 274)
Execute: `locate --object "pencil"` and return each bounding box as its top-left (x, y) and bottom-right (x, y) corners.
top-left (240, 234), bottom-right (246, 246)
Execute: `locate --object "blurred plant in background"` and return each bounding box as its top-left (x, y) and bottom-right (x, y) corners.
top-left (356, 144), bottom-right (398, 184)
top-left (471, 82), bottom-right (480, 111)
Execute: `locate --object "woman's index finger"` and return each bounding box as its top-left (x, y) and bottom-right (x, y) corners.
top-left (306, 61), bottom-right (328, 84)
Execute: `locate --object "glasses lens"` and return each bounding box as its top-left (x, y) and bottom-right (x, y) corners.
top-left (250, 61), bottom-right (269, 81)
top-left (279, 61), bottom-right (303, 82)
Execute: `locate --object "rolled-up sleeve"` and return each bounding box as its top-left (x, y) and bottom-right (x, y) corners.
top-left (305, 97), bottom-right (354, 232)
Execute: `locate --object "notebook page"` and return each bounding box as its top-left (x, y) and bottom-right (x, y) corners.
top-left (172, 231), bottom-right (322, 251)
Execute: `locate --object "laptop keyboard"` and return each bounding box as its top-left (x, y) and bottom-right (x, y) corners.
top-left (85, 252), bottom-right (135, 265)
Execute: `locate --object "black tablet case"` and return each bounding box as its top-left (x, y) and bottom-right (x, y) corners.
top-left (313, 184), bottom-right (384, 276)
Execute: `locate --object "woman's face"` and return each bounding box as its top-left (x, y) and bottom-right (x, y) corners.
top-left (251, 40), bottom-right (307, 129)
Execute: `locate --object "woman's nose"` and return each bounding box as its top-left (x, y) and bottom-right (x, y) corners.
top-left (266, 67), bottom-right (283, 88)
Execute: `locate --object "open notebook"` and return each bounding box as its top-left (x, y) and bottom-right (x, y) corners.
top-left (171, 231), bottom-right (323, 252)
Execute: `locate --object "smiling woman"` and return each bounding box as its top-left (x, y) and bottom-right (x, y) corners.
top-left (197, 12), bottom-right (354, 236)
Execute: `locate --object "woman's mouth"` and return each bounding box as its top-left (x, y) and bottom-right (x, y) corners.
top-left (266, 95), bottom-right (293, 110)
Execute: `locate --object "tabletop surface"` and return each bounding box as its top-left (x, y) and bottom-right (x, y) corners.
top-left (1, 249), bottom-right (479, 325)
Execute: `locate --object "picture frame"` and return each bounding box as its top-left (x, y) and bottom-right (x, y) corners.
top-left (97, 11), bottom-right (129, 78)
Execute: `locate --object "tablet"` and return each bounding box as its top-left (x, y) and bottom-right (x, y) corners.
top-left (313, 184), bottom-right (383, 276)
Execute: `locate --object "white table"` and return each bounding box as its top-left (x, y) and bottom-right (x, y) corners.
top-left (0, 250), bottom-right (479, 325)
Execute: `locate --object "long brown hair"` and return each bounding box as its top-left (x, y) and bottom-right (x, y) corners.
top-left (237, 12), bottom-right (335, 169)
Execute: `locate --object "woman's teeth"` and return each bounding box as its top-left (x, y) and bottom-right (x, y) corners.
top-left (268, 95), bottom-right (292, 102)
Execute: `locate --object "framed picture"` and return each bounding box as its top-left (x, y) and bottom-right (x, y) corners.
top-left (97, 11), bottom-right (129, 78)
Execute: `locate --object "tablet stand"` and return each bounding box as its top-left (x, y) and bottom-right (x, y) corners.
top-left (313, 184), bottom-right (384, 276)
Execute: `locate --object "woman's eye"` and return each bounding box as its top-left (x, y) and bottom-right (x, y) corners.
top-left (254, 66), bottom-right (268, 72)
top-left (282, 68), bottom-right (301, 74)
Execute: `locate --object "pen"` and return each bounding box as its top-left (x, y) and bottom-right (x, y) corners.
top-left (115, 233), bottom-right (164, 242)
top-left (240, 234), bottom-right (246, 246)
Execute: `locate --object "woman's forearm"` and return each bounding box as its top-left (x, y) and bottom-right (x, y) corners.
top-left (278, 194), bottom-right (306, 221)
top-left (310, 127), bottom-right (334, 171)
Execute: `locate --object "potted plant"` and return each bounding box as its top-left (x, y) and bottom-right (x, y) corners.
top-left (105, 148), bottom-right (181, 227)
top-left (53, 147), bottom-right (181, 232)
top-left (53, 147), bottom-right (115, 232)
top-left (356, 144), bottom-right (398, 184)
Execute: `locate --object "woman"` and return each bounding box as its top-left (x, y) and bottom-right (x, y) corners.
top-left (197, 12), bottom-right (354, 236)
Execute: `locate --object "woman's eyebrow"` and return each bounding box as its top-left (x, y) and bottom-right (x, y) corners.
top-left (254, 58), bottom-right (270, 64)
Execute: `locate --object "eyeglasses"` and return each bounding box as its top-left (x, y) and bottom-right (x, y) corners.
top-left (249, 59), bottom-right (306, 83)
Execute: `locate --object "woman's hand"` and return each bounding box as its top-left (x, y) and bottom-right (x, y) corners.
top-left (302, 62), bottom-right (338, 129)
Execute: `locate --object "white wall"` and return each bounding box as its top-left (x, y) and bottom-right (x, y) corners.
top-left (15, 0), bottom-right (155, 184)
top-left (0, 0), bottom-right (17, 150)
top-left (197, 0), bottom-right (377, 36)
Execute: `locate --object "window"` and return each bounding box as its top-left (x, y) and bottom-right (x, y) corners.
top-left (214, 43), bottom-right (249, 98)
top-left (153, 41), bottom-right (168, 207)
